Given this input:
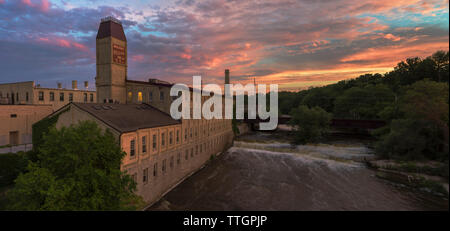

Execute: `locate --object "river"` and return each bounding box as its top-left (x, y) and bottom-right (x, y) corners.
top-left (149, 132), bottom-right (448, 211)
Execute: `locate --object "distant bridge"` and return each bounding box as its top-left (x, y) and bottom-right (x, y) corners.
top-left (240, 115), bottom-right (386, 131)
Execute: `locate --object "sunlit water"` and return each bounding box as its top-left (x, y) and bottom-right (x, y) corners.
top-left (149, 133), bottom-right (448, 211)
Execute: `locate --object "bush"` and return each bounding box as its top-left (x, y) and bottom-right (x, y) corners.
top-left (8, 121), bottom-right (140, 211)
top-left (289, 105), bottom-right (332, 144)
top-left (0, 152), bottom-right (28, 187)
top-left (375, 119), bottom-right (445, 160)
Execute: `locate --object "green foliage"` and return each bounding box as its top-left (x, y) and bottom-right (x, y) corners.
top-left (0, 152), bottom-right (28, 187)
top-left (375, 80), bottom-right (449, 161)
top-left (8, 121), bottom-right (139, 211)
top-left (277, 50), bottom-right (448, 162)
top-left (333, 84), bottom-right (395, 119)
top-left (375, 119), bottom-right (444, 160)
top-left (289, 105), bottom-right (332, 144)
top-left (32, 107), bottom-right (70, 150)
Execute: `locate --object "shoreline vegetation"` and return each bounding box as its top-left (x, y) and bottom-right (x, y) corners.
top-left (275, 50), bottom-right (449, 200)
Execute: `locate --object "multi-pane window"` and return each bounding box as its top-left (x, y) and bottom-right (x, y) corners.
top-left (138, 92), bottom-right (143, 102)
top-left (84, 93), bottom-right (87, 103)
top-left (162, 160), bottom-right (166, 173)
top-left (60, 92), bottom-right (64, 101)
top-left (153, 163), bottom-right (158, 177)
top-left (142, 136), bottom-right (147, 153)
top-left (130, 139), bottom-right (135, 157)
top-left (69, 93), bottom-right (73, 102)
top-left (50, 92), bottom-right (55, 101)
top-left (161, 133), bottom-right (165, 147)
top-left (90, 94), bottom-right (94, 102)
top-left (176, 130), bottom-right (180, 143)
top-left (25, 92), bottom-right (29, 102)
top-left (128, 92), bottom-right (132, 102)
top-left (169, 131), bottom-right (173, 145)
top-left (152, 134), bottom-right (157, 150)
top-left (38, 91), bottom-right (44, 101)
top-left (143, 168), bottom-right (148, 184)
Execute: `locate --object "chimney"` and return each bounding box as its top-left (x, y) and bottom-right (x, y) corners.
top-left (225, 69), bottom-right (230, 84)
top-left (72, 80), bottom-right (78, 90)
top-left (84, 81), bottom-right (89, 90)
top-left (57, 82), bottom-right (62, 89)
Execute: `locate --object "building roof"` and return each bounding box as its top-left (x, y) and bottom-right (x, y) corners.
top-left (71, 103), bottom-right (180, 133)
top-left (96, 19), bottom-right (127, 41)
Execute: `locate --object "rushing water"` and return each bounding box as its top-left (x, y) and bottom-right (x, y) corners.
top-left (149, 133), bottom-right (448, 211)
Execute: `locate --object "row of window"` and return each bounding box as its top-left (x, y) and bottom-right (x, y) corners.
top-left (129, 121), bottom-right (230, 159)
top-left (0, 92), bottom-right (29, 103)
top-left (137, 134), bottom-right (228, 185)
top-left (128, 90), bottom-right (165, 102)
top-left (38, 91), bottom-right (94, 102)
top-left (130, 130), bottom-right (181, 158)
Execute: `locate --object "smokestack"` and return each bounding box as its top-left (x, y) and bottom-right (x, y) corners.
top-left (225, 69), bottom-right (230, 84)
top-left (72, 80), bottom-right (78, 90)
top-left (57, 82), bottom-right (62, 89)
top-left (84, 81), bottom-right (89, 90)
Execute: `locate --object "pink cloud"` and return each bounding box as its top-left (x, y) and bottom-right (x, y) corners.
top-left (37, 36), bottom-right (88, 51)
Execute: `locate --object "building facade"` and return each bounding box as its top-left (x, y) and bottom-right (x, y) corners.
top-left (0, 104), bottom-right (53, 147)
top-left (42, 16), bottom-right (234, 206)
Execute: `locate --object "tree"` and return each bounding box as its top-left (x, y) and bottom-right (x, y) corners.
top-left (7, 121), bottom-right (143, 211)
top-left (431, 50), bottom-right (449, 82)
top-left (333, 84), bottom-right (395, 119)
top-left (375, 80), bottom-right (449, 161)
top-left (289, 105), bottom-right (332, 144)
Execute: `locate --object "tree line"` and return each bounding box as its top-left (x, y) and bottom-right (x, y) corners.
top-left (282, 50), bottom-right (449, 162)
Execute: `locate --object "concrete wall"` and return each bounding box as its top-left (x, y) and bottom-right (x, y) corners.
top-left (0, 105), bottom-right (53, 146)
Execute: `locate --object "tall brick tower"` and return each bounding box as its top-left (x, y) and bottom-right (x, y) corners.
top-left (96, 16), bottom-right (127, 103)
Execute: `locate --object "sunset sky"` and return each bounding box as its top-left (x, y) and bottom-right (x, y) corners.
top-left (0, 0), bottom-right (448, 91)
